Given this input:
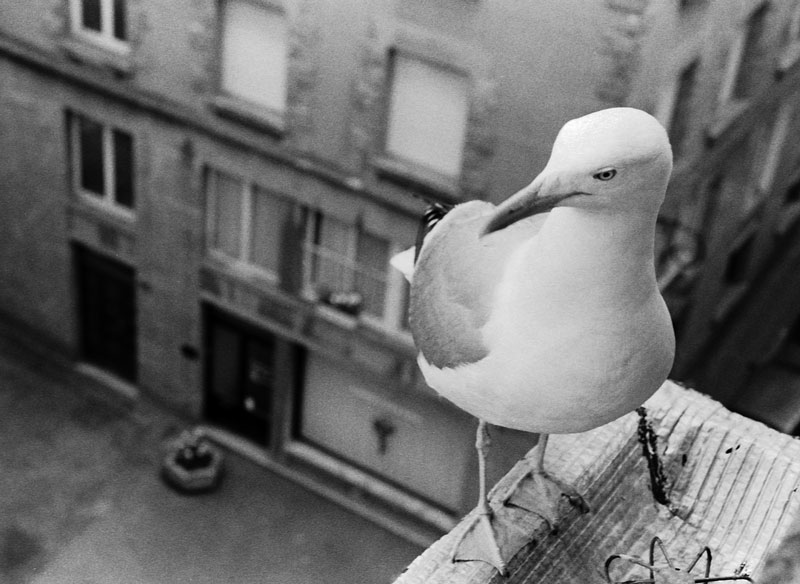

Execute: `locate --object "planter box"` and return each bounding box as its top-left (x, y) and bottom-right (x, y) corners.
top-left (161, 440), bottom-right (224, 494)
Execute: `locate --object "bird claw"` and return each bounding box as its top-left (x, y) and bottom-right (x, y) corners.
top-left (451, 509), bottom-right (509, 576)
top-left (503, 468), bottom-right (589, 530)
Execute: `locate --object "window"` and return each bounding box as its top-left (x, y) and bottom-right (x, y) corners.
top-left (250, 185), bottom-right (293, 274)
top-left (778, 3), bottom-right (800, 72)
top-left (301, 212), bottom-right (407, 326)
top-left (304, 211), bottom-right (353, 301)
top-left (70, 0), bottom-right (128, 48)
top-left (205, 167), bottom-right (410, 330)
top-left (668, 60), bottom-right (698, 158)
top-left (724, 234), bottom-right (755, 285)
top-left (71, 114), bottom-right (134, 212)
top-left (721, 4), bottom-right (769, 103)
top-left (786, 179), bottom-right (800, 204)
top-left (788, 2), bottom-right (800, 44)
top-left (733, 4), bottom-right (768, 99)
top-left (778, 177), bottom-right (800, 233)
top-left (385, 53), bottom-right (469, 179)
top-left (206, 168), bottom-right (292, 281)
top-left (220, 0), bottom-right (288, 115)
top-left (355, 232), bottom-right (391, 318)
top-left (714, 229), bottom-right (758, 320)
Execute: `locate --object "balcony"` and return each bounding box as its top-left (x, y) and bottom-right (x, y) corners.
top-left (301, 242), bottom-right (389, 323)
top-left (199, 255), bottom-right (417, 381)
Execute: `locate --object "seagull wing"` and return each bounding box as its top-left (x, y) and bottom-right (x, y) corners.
top-left (390, 203), bottom-right (454, 284)
top-left (410, 201), bottom-right (544, 369)
top-left (389, 247), bottom-right (416, 283)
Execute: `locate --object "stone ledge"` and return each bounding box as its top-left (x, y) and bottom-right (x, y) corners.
top-left (60, 36), bottom-right (133, 77)
top-left (394, 381), bottom-right (800, 583)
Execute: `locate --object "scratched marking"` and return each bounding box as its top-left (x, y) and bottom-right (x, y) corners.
top-left (636, 406), bottom-right (670, 506)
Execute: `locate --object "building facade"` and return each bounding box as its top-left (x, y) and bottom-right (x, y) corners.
top-left (2, 0), bottom-right (800, 541)
top-left (640, 0), bottom-right (800, 418)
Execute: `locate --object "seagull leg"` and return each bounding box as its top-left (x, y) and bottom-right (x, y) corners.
top-left (502, 433), bottom-right (589, 530)
top-left (451, 419), bottom-right (508, 575)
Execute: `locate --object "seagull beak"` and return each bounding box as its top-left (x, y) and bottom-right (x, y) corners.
top-left (481, 173), bottom-right (580, 236)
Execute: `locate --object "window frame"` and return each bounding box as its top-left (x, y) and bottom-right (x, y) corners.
top-left (205, 167), bottom-right (289, 285)
top-left (214, 0), bottom-right (289, 135)
top-left (718, 3), bottom-right (769, 106)
top-left (714, 226), bottom-right (758, 321)
top-left (69, 0), bottom-right (130, 54)
top-left (788, 1), bottom-right (800, 43)
top-left (380, 48), bottom-right (471, 187)
top-left (778, 2), bottom-right (800, 72)
top-left (777, 170), bottom-right (800, 234)
top-left (758, 102), bottom-right (793, 194)
top-left (70, 113), bottom-right (135, 219)
top-left (666, 59), bottom-right (699, 159)
top-left (204, 166), bottom-right (411, 332)
top-left (299, 211), bottom-right (410, 331)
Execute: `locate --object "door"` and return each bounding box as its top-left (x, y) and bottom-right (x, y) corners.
top-left (203, 307), bottom-right (279, 446)
top-left (75, 246), bottom-right (138, 382)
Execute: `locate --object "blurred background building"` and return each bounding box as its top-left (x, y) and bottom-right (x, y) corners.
top-left (1, 0), bottom-right (800, 543)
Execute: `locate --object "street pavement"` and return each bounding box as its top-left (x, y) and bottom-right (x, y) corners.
top-left (0, 322), bottom-right (421, 584)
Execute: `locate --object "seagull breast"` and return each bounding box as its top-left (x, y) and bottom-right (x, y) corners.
top-left (412, 205), bottom-right (674, 434)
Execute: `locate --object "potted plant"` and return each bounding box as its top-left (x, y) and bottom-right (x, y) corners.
top-left (161, 428), bottom-right (224, 494)
top-left (306, 285), bottom-right (364, 330)
top-left (324, 290), bottom-right (364, 316)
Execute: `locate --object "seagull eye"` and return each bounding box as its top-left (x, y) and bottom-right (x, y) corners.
top-left (593, 169), bottom-right (617, 181)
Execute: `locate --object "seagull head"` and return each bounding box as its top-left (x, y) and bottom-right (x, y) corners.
top-left (482, 107), bottom-right (673, 236)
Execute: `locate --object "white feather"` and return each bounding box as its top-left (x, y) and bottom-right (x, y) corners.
top-left (390, 246), bottom-right (416, 283)
top-left (410, 108), bottom-right (676, 435)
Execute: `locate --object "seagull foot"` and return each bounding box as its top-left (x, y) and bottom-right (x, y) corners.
top-left (502, 468), bottom-right (589, 530)
top-left (451, 507), bottom-right (508, 576)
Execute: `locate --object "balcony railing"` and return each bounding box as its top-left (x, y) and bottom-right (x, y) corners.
top-left (302, 243), bottom-right (387, 319)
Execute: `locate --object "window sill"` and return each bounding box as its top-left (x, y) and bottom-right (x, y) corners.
top-left (669, 157), bottom-right (695, 181)
top-left (678, 0), bottom-right (708, 12)
top-left (61, 35), bottom-right (133, 77)
top-left (741, 186), bottom-right (768, 220)
top-left (373, 156), bottom-right (460, 203)
top-left (713, 282), bottom-right (748, 323)
top-left (360, 318), bottom-right (415, 355)
top-left (199, 426), bottom-right (443, 547)
top-left (204, 252), bottom-right (283, 290)
top-left (211, 96), bottom-right (285, 139)
top-left (776, 202), bottom-right (800, 235)
top-left (777, 42), bottom-right (800, 77)
top-left (303, 287), bottom-right (414, 343)
top-left (313, 303), bottom-right (360, 331)
top-left (706, 99), bottom-right (749, 144)
top-left (284, 441), bottom-right (456, 534)
top-left (70, 194), bottom-right (136, 230)
top-left (75, 362), bottom-right (139, 401)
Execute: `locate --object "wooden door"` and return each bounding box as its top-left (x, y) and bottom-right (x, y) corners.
top-left (76, 246), bottom-right (137, 382)
top-left (204, 307), bottom-right (278, 446)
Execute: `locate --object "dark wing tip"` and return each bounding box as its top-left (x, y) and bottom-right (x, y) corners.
top-left (414, 202), bottom-right (454, 264)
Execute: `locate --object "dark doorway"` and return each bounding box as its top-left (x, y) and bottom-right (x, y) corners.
top-left (204, 306), bottom-right (294, 446)
top-left (75, 245), bottom-right (138, 382)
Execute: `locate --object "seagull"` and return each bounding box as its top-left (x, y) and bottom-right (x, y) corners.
top-left (391, 107), bottom-right (676, 575)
